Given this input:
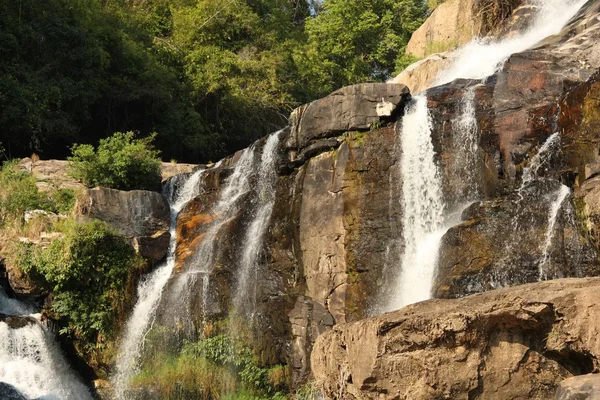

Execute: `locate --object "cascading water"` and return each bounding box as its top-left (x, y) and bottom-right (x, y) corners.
top-left (177, 147), bottom-right (257, 322)
top-left (521, 132), bottom-right (562, 186)
top-left (386, 96), bottom-right (446, 311)
top-left (112, 168), bottom-right (206, 399)
top-left (539, 184), bottom-right (571, 280)
top-left (436, 0), bottom-right (588, 85)
top-left (0, 289), bottom-right (93, 400)
top-left (233, 131), bottom-right (282, 319)
top-left (451, 85), bottom-right (481, 200)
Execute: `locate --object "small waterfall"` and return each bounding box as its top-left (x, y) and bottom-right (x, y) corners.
top-left (521, 132), bottom-right (562, 186)
top-left (451, 86), bottom-right (481, 200)
top-left (112, 168), bottom-right (206, 399)
top-left (181, 147), bottom-right (257, 321)
top-left (436, 0), bottom-right (588, 85)
top-left (386, 96), bottom-right (446, 310)
top-left (233, 131), bottom-right (282, 319)
top-left (0, 290), bottom-right (93, 400)
top-left (539, 185), bottom-right (571, 280)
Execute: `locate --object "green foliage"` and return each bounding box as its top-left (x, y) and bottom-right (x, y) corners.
top-left (134, 325), bottom-right (288, 399)
top-left (296, 0), bottom-right (427, 97)
top-left (0, 0), bottom-right (427, 163)
top-left (69, 131), bottom-right (161, 191)
top-left (0, 161), bottom-right (54, 224)
top-left (18, 219), bottom-right (145, 356)
top-left (182, 334), bottom-right (287, 395)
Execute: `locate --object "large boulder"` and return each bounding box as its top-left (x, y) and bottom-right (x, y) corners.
top-left (285, 83), bottom-right (410, 162)
top-left (312, 278), bottom-right (600, 400)
top-left (76, 188), bottom-right (170, 260)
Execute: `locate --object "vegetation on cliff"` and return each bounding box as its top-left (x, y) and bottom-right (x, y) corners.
top-left (69, 131), bottom-right (162, 191)
top-left (0, 161), bottom-right (147, 372)
top-left (0, 0), bottom-right (427, 164)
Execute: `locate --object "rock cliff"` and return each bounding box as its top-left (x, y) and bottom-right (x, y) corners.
top-left (312, 278), bottom-right (600, 399)
top-left (156, 0), bottom-right (600, 394)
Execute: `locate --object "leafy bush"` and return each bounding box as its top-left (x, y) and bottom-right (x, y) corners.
top-left (69, 131), bottom-right (162, 191)
top-left (0, 160), bottom-right (55, 224)
top-left (134, 328), bottom-right (288, 399)
top-left (18, 219), bottom-right (146, 357)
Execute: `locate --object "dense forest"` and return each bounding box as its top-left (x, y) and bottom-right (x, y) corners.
top-left (0, 0), bottom-right (427, 163)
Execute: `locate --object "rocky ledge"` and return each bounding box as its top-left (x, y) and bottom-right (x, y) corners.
top-left (312, 278), bottom-right (600, 399)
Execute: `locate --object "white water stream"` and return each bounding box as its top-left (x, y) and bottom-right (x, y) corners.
top-left (386, 96), bottom-right (446, 310)
top-left (436, 0), bottom-right (587, 85)
top-left (112, 168), bottom-right (206, 399)
top-left (0, 290), bottom-right (93, 400)
top-left (182, 147), bottom-right (257, 319)
top-left (233, 131), bottom-right (282, 319)
top-left (539, 184), bottom-right (571, 280)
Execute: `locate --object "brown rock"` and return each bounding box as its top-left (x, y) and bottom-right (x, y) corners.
top-left (556, 374), bottom-right (600, 400)
top-left (406, 0), bottom-right (527, 59)
top-left (159, 162), bottom-right (200, 181)
top-left (389, 53), bottom-right (455, 94)
top-left (312, 278), bottom-right (600, 400)
top-left (76, 187), bottom-right (170, 260)
top-left (285, 83), bottom-right (410, 160)
top-left (435, 180), bottom-right (599, 299)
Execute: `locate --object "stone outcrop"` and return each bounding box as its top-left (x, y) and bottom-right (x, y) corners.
top-left (160, 2), bottom-right (600, 388)
top-left (76, 188), bottom-right (170, 260)
top-left (435, 180), bottom-right (598, 299)
top-left (16, 158), bottom-right (200, 190)
top-left (312, 278), bottom-right (600, 400)
top-left (556, 374), bottom-right (600, 400)
top-left (389, 53), bottom-right (455, 94)
top-left (285, 83), bottom-right (409, 163)
top-left (17, 158), bottom-right (83, 192)
top-left (406, 0), bottom-right (527, 59)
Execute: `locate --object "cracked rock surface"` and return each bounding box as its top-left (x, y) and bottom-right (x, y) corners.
top-left (312, 278), bottom-right (600, 400)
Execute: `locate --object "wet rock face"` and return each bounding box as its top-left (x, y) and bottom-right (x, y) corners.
top-left (312, 278), bottom-right (600, 400)
top-left (0, 382), bottom-right (28, 400)
top-left (76, 188), bottom-right (170, 260)
top-left (435, 180), bottom-right (599, 299)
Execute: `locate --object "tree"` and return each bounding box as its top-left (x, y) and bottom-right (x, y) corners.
top-left (295, 0), bottom-right (426, 97)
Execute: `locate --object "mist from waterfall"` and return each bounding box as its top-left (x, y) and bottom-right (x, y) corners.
top-left (233, 131), bottom-right (282, 319)
top-left (385, 96), bottom-right (446, 311)
top-left (112, 168), bottom-right (206, 399)
top-left (436, 0), bottom-right (588, 85)
top-left (0, 290), bottom-right (93, 400)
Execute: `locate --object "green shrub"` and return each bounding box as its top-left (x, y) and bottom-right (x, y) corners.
top-left (18, 219), bottom-right (146, 357)
top-left (0, 160), bottom-right (54, 224)
top-left (134, 329), bottom-right (288, 399)
top-left (69, 131), bottom-right (162, 191)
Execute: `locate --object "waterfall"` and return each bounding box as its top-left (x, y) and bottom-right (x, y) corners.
top-left (539, 185), bottom-right (571, 280)
top-left (436, 0), bottom-right (588, 85)
top-left (386, 96), bottom-right (446, 310)
top-left (233, 131), bottom-right (282, 319)
top-left (451, 85), bottom-right (481, 200)
top-left (521, 132), bottom-right (562, 186)
top-left (0, 290), bottom-right (93, 400)
top-left (112, 168), bottom-right (206, 399)
top-left (181, 147), bottom-right (257, 321)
